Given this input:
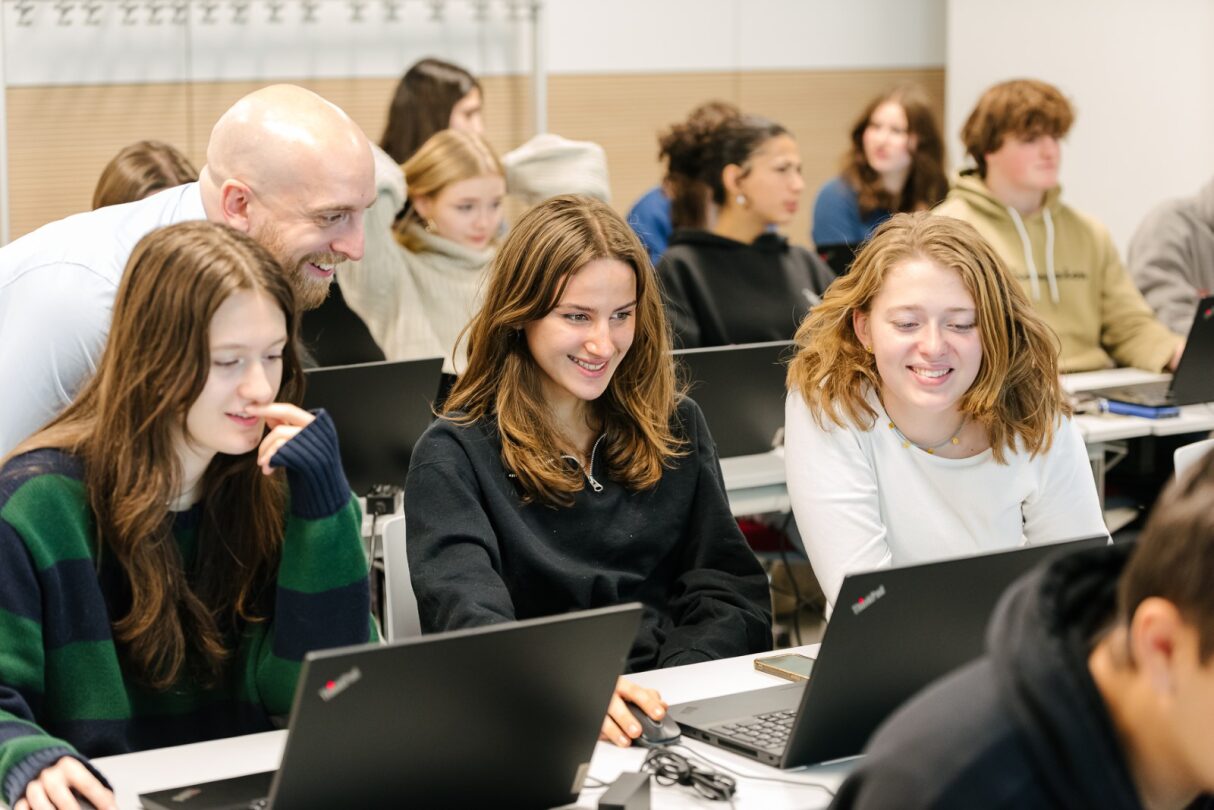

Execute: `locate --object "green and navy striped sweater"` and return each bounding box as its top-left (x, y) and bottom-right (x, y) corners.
top-left (0, 411), bottom-right (374, 807)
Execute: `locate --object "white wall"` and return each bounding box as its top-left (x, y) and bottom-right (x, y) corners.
top-left (946, 0), bottom-right (1214, 254)
top-left (1, 0), bottom-right (944, 85)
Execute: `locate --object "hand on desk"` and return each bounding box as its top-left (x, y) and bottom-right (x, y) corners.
top-left (601, 676), bottom-right (667, 747)
top-left (15, 755), bottom-right (115, 810)
top-left (250, 403), bottom-right (316, 475)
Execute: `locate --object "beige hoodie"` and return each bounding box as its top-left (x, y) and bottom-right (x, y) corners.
top-left (935, 171), bottom-right (1181, 373)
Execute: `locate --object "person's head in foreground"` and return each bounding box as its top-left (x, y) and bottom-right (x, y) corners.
top-left (788, 211), bottom-right (1066, 463)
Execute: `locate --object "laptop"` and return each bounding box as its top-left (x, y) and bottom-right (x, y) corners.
top-left (669, 536), bottom-right (1107, 768)
top-left (673, 340), bottom-right (794, 458)
top-left (1088, 295), bottom-right (1214, 407)
top-left (140, 604), bottom-right (642, 810)
top-left (303, 357), bottom-right (443, 495)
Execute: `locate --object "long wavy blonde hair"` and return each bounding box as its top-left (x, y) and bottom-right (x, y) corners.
top-left (444, 195), bottom-right (684, 506)
top-left (787, 212), bottom-right (1067, 463)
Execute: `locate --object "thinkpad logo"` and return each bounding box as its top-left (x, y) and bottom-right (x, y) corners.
top-left (851, 584), bottom-right (886, 616)
top-left (318, 666), bottom-right (362, 701)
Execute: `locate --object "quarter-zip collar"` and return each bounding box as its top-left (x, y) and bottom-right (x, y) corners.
top-left (560, 433), bottom-right (607, 493)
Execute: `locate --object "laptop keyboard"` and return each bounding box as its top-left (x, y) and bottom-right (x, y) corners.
top-left (710, 710), bottom-right (796, 752)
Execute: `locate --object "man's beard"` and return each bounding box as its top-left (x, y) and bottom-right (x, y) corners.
top-left (253, 222), bottom-right (339, 311)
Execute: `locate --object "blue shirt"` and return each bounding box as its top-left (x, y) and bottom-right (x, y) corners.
top-left (811, 176), bottom-right (890, 248)
top-left (627, 186), bottom-right (672, 266)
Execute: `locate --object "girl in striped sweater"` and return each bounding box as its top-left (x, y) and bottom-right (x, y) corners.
top-left (0, 222), bottom-right (372, 810)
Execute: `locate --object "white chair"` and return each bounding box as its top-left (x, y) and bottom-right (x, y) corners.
top-left (379, 515), bottom-right (422, 641)
top-left (1174, 437), bottom-right (1214, 480)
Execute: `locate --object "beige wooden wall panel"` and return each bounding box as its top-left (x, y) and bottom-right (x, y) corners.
top-left (5, 69), bottom-right (941, 244)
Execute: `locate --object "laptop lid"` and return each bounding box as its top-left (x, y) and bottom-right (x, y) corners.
top-left (302, 357), bottom-right (443, 495)
top-left (782, 535), bottom-right (1108, 766)
top-left (673, 340), bottom-right (793, 458)
top-left (670, 536), bottom-right (1106, 768)
top-left (1170, 295), bottom-right (1214, 405)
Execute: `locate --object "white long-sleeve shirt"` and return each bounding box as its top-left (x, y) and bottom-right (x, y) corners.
top-left (784, 389), bottom-right (1108, 611)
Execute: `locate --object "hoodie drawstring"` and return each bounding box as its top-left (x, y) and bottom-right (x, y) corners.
top-left (1007, 206), bottom-right (1060, 305)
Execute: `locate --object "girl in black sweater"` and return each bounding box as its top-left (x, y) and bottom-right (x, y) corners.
top-left (405, 195), bottom-right (771, 747)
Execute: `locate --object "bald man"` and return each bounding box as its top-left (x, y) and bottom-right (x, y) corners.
top-left (0, 85), bottom-right (375, 456)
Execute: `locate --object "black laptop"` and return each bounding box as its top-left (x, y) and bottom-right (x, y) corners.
top-left (669, 536), bottom-right (1107, 768)
top-left (303, 357), bottom-right (443, 495)
top-left (673, 340), bottom-right (793, 458)
top-left (140, 604), bottom-right (642, 810)
top-left (1088, 295), bottom-right (1214, 407)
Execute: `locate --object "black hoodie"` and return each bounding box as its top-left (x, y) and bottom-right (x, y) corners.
top-left (657, 229), bottom-right (836, 349)
top-left (832, 542), bottom-right (1214, 810)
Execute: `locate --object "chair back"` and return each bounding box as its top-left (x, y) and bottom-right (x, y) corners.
top-left (1175, 437), bottom-right (1214, 481)
top-left (381, 515), bottom-right (422, 641)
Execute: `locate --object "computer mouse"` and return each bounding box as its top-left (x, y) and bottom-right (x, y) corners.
top-left (626, 702), bottom-right (681, 745)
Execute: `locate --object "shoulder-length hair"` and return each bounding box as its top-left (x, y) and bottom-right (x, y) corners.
top-left (93, 139), bottom-right (198, 209)
top-left (444, 195), bottom-right (683, 506)
top-left (396, 129), bottom-right (504, 251)
top-left (11, 221), bottom-right (303, 690)
top-left (787, 212), bottom-right (1067, 464)
top-left (841, 86), bottom-right (947, 218)
top-left (379, 57), bottom-right (481, 165)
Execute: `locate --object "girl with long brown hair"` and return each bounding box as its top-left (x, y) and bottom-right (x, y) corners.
top-left (405, 195), bottom-right (771, 747)
top-left (812, 86), bottom-right (948, 275)
top-left (0, 222), bottom-right (371, 810)
top-left (784, 213), bottom-right (1106, 613)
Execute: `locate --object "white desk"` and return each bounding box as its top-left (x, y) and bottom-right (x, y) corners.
top-left (91, 645), bottom-right (846, 810)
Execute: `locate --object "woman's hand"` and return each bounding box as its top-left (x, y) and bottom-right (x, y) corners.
top-left (248, 403), bottom-right (316, 475)
top-left (600, 676), bottom-right (668, 747)
top-left (14, 756), bottom-right (115, 810)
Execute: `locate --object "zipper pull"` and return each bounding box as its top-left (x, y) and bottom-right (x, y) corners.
top-left (586, 472), bottom-right (604, 493)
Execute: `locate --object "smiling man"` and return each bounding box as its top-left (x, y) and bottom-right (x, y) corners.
top-left (935, 79), bottom-right (1181, 373)
top-left (0, 85), bottom-right (375, 456)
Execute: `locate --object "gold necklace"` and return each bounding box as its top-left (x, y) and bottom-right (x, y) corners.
top-left (886, 412), bottom-right (968, 454)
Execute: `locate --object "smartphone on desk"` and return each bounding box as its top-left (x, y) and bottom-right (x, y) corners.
top-left (754, 653), bottom-right (815, 682)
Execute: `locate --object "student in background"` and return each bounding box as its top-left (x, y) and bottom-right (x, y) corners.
top-left (627, 100), bottom-right (741, 265)
top-left (405, 195), bottom-right (771, 746)
top-left (832, 449), bottom-right (1214, 810)
top-left (1128, 175), bottom-right (1214, 336)
top-left (340, 129), bottom-right (506, 374)
top-left (0, 222), bottom-right (372, 810)
top-left (380, 57), bottom-right (484, 166)
top-left (812, 86), bottom-right (947, 276)
top-left (92, 140), bottom-right (198, 209)
top-left (935, 79), bottom-right (1182, 373)
top-left (658, 115), bottom-right (836, 348)
top-left (785, 213), bottom-right (1106, 611)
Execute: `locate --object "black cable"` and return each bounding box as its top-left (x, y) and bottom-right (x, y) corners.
top-left (643, 748), bottom-right (737, 802)
top-left (669, 743), bottom-right (836, 797)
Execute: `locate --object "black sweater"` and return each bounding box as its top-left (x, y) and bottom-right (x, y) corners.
top-left (657, 229), bottom-right (836, 349)
top-left (403, 397), bottom-right (772, 672)
top-left (832, 542), bottom-right (1214, 810)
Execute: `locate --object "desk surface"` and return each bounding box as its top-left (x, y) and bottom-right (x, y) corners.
top-left (92, 645), bottom-right (844, 810)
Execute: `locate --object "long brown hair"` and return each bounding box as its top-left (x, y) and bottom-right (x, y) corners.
top-left (379, 57), bottom-right (481, 165)
top-left (787, 212), bottom-right (1066, 464)
top-left (444, 195), bottom-right (683, 506)
top-left (841, 86), bottom-right (947, 218)
top-left (11, 221), bottom-right (303, 690)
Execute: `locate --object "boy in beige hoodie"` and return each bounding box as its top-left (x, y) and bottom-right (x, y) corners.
top-left (935, 79), bottom-right (1182, 373)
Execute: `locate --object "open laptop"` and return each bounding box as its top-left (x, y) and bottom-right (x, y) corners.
top-left (1088, 295), bottom-right (1214, 407)
top-left (303, 356), bottom-right (443, 495)
top-left (140, 604), bottom-right (642, 810)
top-left (673, 340), bottom-right (794, 458)
top-left (670, 536), bottom-right (1107, 768)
